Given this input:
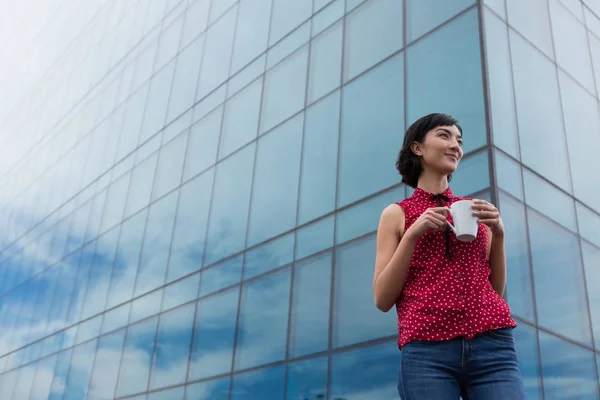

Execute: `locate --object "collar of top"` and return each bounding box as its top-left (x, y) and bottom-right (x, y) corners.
top-left (412, 187), bottom-right (454, 202)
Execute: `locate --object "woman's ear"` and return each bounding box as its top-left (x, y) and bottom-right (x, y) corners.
top-left (411, 141), bottom-right (423, 156)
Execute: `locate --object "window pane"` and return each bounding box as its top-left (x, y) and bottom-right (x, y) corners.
top-left (512, 323), bottom-right (543, 400)
top-left (182, 108), bottom-right (221, 182)
top-left (197, 6), bottom-right (237, 98)
top-left (125, 153), bottom-right (158, 218)
top-left (286, 357), bottom-right (328, 400)
top-left (528, 209), bottom-right (592, 344)
top-left (116, 317), bottom-right (158, 397)
top-left (152, 133), bottom-right (187, 200)
top-left (406, 0), bottom-right (474, 42)
top-left (199, 255), bottom-right (243, 297)
top-left (48, 349), bottom-right (73, 400)
top-left (298, 91), bottom-right (339, 225)
top-left (312, 0), bottom-right (344, 37)
top-left (62, 339), bottom-right (97, 399)
top-left (228, 55), bottom-right (266, 96)
top-left (523, 169), bottom-right (577, 232)
top-left (247, 115), bottom-right (303, 246)
top-left (266, 21), bottom-right (310, 70)
top-left (209, 0), bottom-right (236, 23)
top-left (510, 30), bottom-right (571, 192)
top-left (495, 151), bottom-right (523, 201)
top-left (231, 0), bottom-right (272, 73)
top-left (162, 273), bottom-right (200, 311)
top-left (576, 202), bottom-right (600, 248)
top-left (407, 9), bottom-right (486, 155)
top-left (167, 34), bottom-right (204, 123)
top-left (181, 0), bottom-right (209, 49)
top-left (130, 289), bottom-right (163, 324)
top-left (205, 145), bottom-right (255, 265)
top-left (330, 341), bottom-right (399, 399)
top-left (549, 0), bottom-right (595, 92)
top-left (219, 77), bottom-right (262, 159)
top-left (339, 53), bottom-right (403, 207)
top-left (74, 315), bottom-right (102, 345)
top-left (149, 386), bottom-right (185, 400)
top-left (451, 150), bottom-right (490, 195)
top-left (30, 354), bottom-right (57, 400)
top-left (150, 303), bottom-right (195, 390)
top-left (589, 33), bottom-right (600, 98)
top-left (100, 172), bottom-right (130, 234)
top-left (140, 61), bottom-right (175, 144)
top-left (260, 46), bottom-right (308, 133)
top-left (189, 288), bottom-right (238, 380)
top-left (270, 0), bottom-right (311, 45)
top-left (135, 191), bottom-right (179, 296)
top-left (539, 331), bottom-right (600, 399)
top-left (106, 209), bottom-right (147, 309)
top-left (88, 329), bottom-right (126, 399)
top-left (484, 10), bottom-right (519, 158)
top-left (289, 253), bottom-right (331, 358)
top-left (498, 193), bottom-right (535, 321)
top-left (343, 0), bottom-right (403, 81)
top-left (559, 70), bottom-right (600, 212)
top-left (295, 216), bottom-right (334, 260)
top-left (582, 242), bottom-right (600, 347)
top-left (235, 268), bottom-right (291, 370)
top-left (336, 186), bottom-right (404, 245)
top-left (308, 21), bottom-right (342, 104)
top-left (506, 0), bottom-right (554, 59)
top-left (244, 233), bottom-right (295, 280)
top-left (186, 376), bottom-right (230, 400)
top-left (334, 235), bottom-right (396, 347)
top-left (231, 365), bottom-right (285, 400)
top-left (101, 303), bottom-right (131, 334)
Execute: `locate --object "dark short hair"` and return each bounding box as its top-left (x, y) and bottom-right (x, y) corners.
top-left (396, 113), bottom-right (463, 188)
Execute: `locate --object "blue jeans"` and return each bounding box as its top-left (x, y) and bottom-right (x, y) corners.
top-left (398, 328), bottom-right (526, 399)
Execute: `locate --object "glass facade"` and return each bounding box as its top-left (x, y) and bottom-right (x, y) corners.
top-left (0, 0), bottom-right (597, 399)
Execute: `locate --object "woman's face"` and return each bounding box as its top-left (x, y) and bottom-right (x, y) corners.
top-left (412, 125), bottom-right (463, 175)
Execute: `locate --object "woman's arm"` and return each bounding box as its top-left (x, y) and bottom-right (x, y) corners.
top-left (373, 204), bottom-right (448, 312)
top-left (486, 226), bottom-right (507, 297)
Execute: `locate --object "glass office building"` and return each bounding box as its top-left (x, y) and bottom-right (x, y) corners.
top-left (0, 0), bottom-right (598, 398)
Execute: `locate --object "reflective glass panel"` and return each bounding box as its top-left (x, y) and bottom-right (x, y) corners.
top-left (298, 91), bottom-right (339, 225)
top-left (219, 77), bottom-right (262, 159)
top-left (343, 0), bottom-right (403, 81)
top-left (87, 329), bottom-right (126, 399)
top-left (152, 133), bottom-right (187, 200)
top-left (512, 323), bottom-right (543, 399)
top-left (116, 317), bottom-right (158, 397)
top-left (182, 108), bottom-right (221, 182)
top-left (510, 30), bottom-right (571, 192)
top-left (167, 34), bottom-right (204, 123)
top-left (260, 46), bottom-right (308, 134)
top-left (406, 9), bottom-right (486, 155)
top-left (185, 376), bottom-right (230, 400)
top-left (244, 233), bottom-right (295, 279)
top-left (539, 331), bottom-right (599, 399)
top-left (295, 216), bottom-right (335, 260)
top-left (235, 268), bottom-right (291, 370)
top-left (189, 288), bottom-right (238, 380)
top-left (205, 144), bottom-right (255, 265)
top-left (484, 10), bottom-right (519, 158)
top-left (528, 209), bottom-right (591, 344)
top-left (230, 0), bottom-right (272, 73)
top-left (196, 256), bottom-right (241, 299)
top-left (308, 21), bottom-right (342, 104)
top-left (498, 193), bottom-right (535, 321)
top-left (330, 341), bottom-right (400, 399)
top-left (231, 364), bottom-right (285, 400)
top-left (582, 242), bottom-right (600, 346)
top-left (406, 0), bottom-right (475, 42)
top-left (62, 339), bottom-right (97, 400)
top-left (289, 252), bottom-right (331, 358)
top-left (247, 115), bottom-right (303, 246)
top-left (334, 235), bottom-right (397, 347)
top-left (506, 0), bottom-right (554, 59)
top-left (286, 357), bottom-right (328, 400)
top-left (150, 303), bottom-right (195, 390)
top-left (270, 0), bottom-right (312, 45)
top-left (339, 53), bottom-right (403, 207)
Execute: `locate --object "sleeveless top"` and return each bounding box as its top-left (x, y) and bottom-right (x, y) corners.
top-left (395, 187), bottom-right (516, 349)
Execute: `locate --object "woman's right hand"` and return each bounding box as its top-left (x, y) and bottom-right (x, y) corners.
top-left (405, 207), bottom-right (449, 240)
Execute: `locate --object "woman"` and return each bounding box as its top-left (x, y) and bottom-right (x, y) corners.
top-left (373, 113), bottom-right (525, 399)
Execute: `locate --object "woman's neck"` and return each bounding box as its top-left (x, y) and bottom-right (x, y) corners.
top-left (417, 171), bottom-right (449, 194)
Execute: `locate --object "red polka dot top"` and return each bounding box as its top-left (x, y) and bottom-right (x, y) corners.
top-left (395, 187), bottom-right (516, 349)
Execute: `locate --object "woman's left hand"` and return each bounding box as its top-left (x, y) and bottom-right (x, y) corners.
top-left (472, 199), bottom-right (504, 237)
